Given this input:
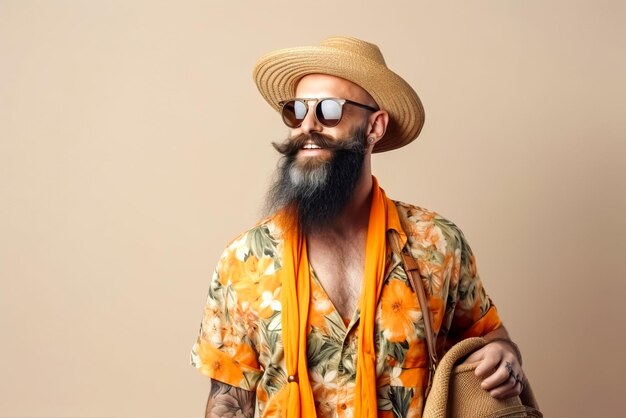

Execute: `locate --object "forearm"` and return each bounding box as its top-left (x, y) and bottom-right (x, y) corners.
top-left (205, 379), bottom-right (256, 418)
top-left (483, 324), bottom-right (510, 341)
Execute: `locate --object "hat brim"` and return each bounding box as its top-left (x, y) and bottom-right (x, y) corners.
top-left (253, 45), bottom-right (425, 153)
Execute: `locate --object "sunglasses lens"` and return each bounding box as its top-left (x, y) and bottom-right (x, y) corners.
top-left (281, 100), bottom-right (307, 128)
top-left (281, 99), bottom-right (344, 128)
top-left (317, 99), bottom-right (342, 127)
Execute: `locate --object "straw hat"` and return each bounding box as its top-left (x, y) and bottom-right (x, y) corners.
top-left (253, 36), bottom-right (425, 153)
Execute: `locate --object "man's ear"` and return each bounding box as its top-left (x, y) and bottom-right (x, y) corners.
top-left (367, 110), bottom-right (389, 146)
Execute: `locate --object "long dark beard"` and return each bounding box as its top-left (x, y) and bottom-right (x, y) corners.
top-left (265, 127), bottom-right (368, 234)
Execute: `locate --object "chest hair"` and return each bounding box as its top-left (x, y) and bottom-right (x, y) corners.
top-left (307, 235), bottom-right (366, 320)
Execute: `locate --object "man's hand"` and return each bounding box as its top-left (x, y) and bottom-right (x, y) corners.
top-left (461, 326), bottom-right (524, 400)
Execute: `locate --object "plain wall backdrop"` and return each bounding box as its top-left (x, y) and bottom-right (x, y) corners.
top-left (1, 1), bottom-right (625, 417)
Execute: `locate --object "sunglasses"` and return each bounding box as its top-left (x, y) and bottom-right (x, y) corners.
top-left (278, 98), bottom-right (379, 128)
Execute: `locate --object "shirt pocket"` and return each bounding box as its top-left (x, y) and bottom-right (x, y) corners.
top-left (379, 364), bottom-right (428, 418)
top-left (383, 336), bottom-right (429, 387)
top-left (388, 364), bottom-right (428, 388)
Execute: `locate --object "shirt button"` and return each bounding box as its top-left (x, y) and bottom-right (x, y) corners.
top-left (287, 375), bottom-right (298, 383)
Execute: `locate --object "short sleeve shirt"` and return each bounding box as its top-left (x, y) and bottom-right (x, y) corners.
top-left (191, 201), bottom-right (502, 418)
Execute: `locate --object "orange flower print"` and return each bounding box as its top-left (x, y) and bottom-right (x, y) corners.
top-left (254, 273), bottom-right (281, 318)
top-left (407, 392), bottom-right (424, 418)
top-left (244, 254), bottom-right (274, 282)
top-left (380, 279), bottom-right (420, 342)
top-left (403, 338), bottom-right (427, 368)
top-left (233, 302), bottom-right (261, 341)
top-left (423, 225), bottom-right (447, 254)
top-left (192, 204), bottom-right (502, 418)
top-left (419, 211), bottom-right (436, 221)
top-left (307, 278), bottom-right (335, 332)
top-left (222, 322), bottom-right (243, 350)
top-left (406, 220), bottom-right (447, 255)
top-left (418, 259), bottom-right (443, 294)
top-left (399, 367), bottom-right (420, 387)
top-left (336, 387), bottom-right (355, 418)
top-left (258, 288), bottom-right (281, 319)
top-left (218, 249), bottom-right (244, 286)
top-left (390, 366), bottom-right (403, 386)
top-left (311, 369), bottom-right (339, 416)
top-left (197, 342), bottom-right (244, 386)
top-left (261, 385), bottom-right (288, 418)
top-left (451, 248), bottom-right (461, 284)
top-left (202, 313), bottom-right (223, 346)
top-left (233, 342), bottom-right (260, 371)
top-left (256, 385), bottom-right (269, 403)
top-left (389, 365), bottom-right (421, 387)
top-left (230, 255), bottom-right (273, 302)
top-left (469, 253), bottom-right (478, 277)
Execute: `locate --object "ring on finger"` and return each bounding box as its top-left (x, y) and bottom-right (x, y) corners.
top-left (505, 361), bottom-right (515, 378)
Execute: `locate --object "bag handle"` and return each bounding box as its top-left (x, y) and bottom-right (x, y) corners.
top-left (388, 229), bottom-right (438, 397)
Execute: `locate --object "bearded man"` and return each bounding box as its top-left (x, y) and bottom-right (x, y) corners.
top-left (191, 37), bottom-right (528, 418)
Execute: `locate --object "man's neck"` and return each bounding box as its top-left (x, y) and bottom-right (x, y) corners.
top-left (309, 170), bottom-right (373, 240)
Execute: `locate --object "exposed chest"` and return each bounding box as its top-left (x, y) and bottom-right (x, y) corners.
top-left (307, 238), bottom-right (365, 319)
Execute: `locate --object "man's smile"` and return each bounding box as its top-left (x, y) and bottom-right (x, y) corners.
top-left (298, 142), bottom-right (330, 158)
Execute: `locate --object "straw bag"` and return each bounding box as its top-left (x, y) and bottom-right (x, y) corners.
top-left (388, 230), bottom-right (542, 418)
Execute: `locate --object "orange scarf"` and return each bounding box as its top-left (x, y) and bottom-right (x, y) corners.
top-left (279, 177), bottom-right (406, 417)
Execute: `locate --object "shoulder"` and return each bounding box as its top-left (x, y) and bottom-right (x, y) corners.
top-left (214, 217), bottom-right (284, 277)
top-left (226, 218), bottom-right (283, 257)
top-left (393, 200), bottom-right (468, 254)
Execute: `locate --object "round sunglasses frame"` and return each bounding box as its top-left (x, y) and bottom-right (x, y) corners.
top-left (278, 98), bottom-right (379, 128)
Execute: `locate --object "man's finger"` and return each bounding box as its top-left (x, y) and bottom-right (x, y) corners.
top-left (490, 384), bottom-right (519, 399)
top-left (463, 346), bottom-right (486, 364)
top-left (480, 361), bottom-right (513, 390)
top-left (474, 350), bottom-right (502, 378)
top-left (489, 377), bottom-right (524, 399)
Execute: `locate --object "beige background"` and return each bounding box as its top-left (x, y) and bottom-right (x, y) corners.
top-left (1, 1), bottom-right (625, 417)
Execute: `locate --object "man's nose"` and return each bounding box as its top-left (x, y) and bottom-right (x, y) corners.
top-left (298, 103), bottom-right (323, 134)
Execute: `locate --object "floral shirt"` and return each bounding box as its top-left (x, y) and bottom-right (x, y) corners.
top-left (191, 201), bottom-right (502, 418)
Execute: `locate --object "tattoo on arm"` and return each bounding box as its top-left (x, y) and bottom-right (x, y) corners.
top-left (205, 379), bottom-right (256, 418)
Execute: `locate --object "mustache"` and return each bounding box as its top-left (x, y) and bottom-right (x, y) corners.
top-left (272, 132), bottom-right (366, 157)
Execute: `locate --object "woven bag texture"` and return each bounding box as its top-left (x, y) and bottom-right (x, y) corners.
top-left (422, 338), bottom-right (542, 418)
